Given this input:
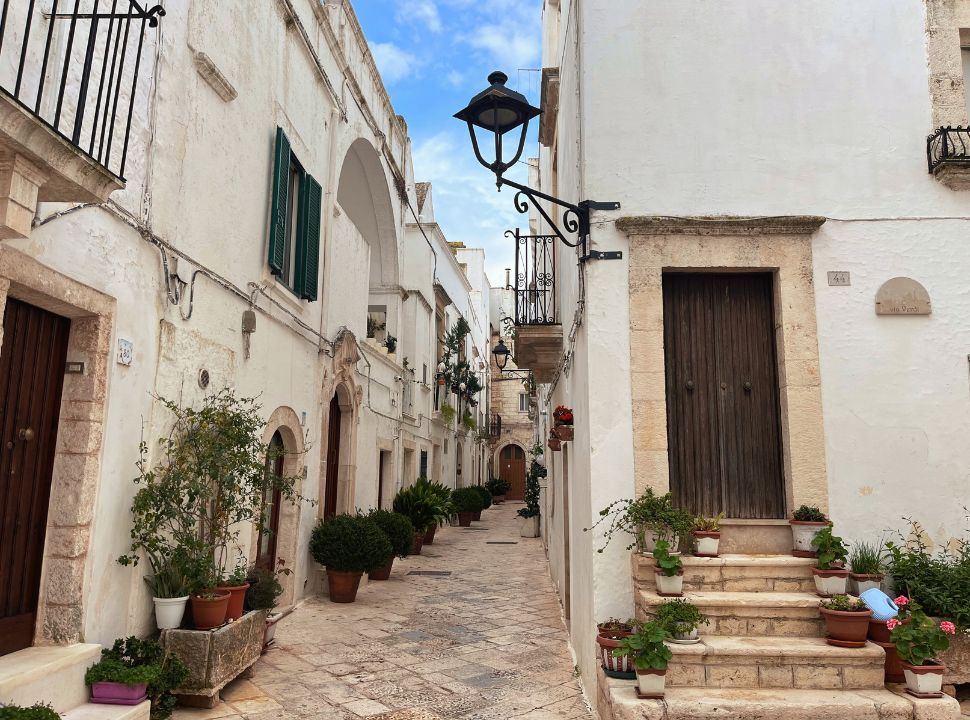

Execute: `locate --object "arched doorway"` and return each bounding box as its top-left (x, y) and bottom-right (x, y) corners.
top-left (499, 444), bottom-right (526, 501)
top-left (257, 431), bottom-right (285, 570)
top-left (324, 395), bottom-right (341, 518)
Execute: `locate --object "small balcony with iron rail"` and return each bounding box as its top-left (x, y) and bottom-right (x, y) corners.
top-left (489, 413), bottom-right (501, 440)
top-left (927, 126), bottom-right (970, 189)
top-left (0, 0), bottom-right (163, 239)
top-left (510, 228), bottom-right (563, 383)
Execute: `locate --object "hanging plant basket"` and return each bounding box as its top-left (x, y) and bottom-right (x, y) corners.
top-left (552, 425), bottom-right (574, 441)
top-left (547, 437), bottom-right (562, 451)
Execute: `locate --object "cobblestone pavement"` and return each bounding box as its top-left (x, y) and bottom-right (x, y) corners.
top-left (173, 501), bottom-right (592, 720)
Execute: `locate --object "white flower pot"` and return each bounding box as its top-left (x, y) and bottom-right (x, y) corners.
top-left (636, 668), bottom-right (667, 698)
top-left (813, 570), bottom-right (848, 597)
top-left (694, 534), bottom-right (720, 557)
top-left (790, 521), bottom-right (827, 556)
top-left (903, 664), bottom-right (944, 696)
top-left (520, 515), bottom-right (540, 538)
top-left (640, 528), bottom-right (681, 554)
top-left (670, 628), bottom-right (700, 644)
top-left (153, 595), bottom-right (189, 630)
top-left (654, 571), bottom-right (684, 596)
top-left (849, 575), bottom-right (882, 595)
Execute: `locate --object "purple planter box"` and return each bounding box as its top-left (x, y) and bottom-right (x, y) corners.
top-left (90, 680), bottom-right (148, 705)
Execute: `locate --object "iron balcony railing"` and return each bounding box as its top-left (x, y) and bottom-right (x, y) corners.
top-left (489, 414), bottom-right (501, 439)
top-left (927, 126), bottom-right (970, 173)
top-left (0, 0), bottom-right (164, 181)
top-left (511, 228), bottom-right (557, 326)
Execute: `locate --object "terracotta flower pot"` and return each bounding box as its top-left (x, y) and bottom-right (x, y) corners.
top-left (597, 624), bottom-right (635, 639)
top-left (472, 510), bottom-right (482, 521)
top-left (458, 512), bottom-right (474, 527)
top-left (820, 607), bottom-right (872, 646)
top-left (693, 531), bottom-right (720, 557)
top-left (190, 590), bottom-right (230, 630)
top-left (368, 557), bottom-right (394, 581)
top-left (424, 524), bottom-right (437, 544)
top-left (214, 582), bottom-right (250, 621)
top-left (873, 639), bottom-right (906, 682)
top-left (547, 438), bottom-right (561, 451)
top-left (412, 533), bottom-right (424, 555)
top-left (790, 520), bottom-right (829, 557)
top-left (553, 425), bottom-right (574, 441)
top-left (596, 634), bottom-right (634, 675)
top-left (90, 681), bottom-right (148, 705)
top-left (902, 660), bottom-right (946, 698)
top-left (326, 569), bottom-right (363, 603)
top-left (635, 667), bottom-right (667, 698)
top-left (868, 617), bottom-right (908, 643)
top-left (812, 567), bottom-right (849, 596)
top-left (493, 495), bottom-right (505, 504)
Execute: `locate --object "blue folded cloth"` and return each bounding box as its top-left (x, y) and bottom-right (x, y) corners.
top-left (861, 588), bottom-right (899, 621)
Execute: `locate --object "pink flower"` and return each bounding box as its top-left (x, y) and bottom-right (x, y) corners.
top-left (940, 621), bottom-right (956, 636)
top-left (887, 618), bottom-right (901, 630)
top-left (894, 596), bottom-right (909, 606)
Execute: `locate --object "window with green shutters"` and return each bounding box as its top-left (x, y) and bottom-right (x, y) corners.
top-left (268, 127), bottom-right (321, 301)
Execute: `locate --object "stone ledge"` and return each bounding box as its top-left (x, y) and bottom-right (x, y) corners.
top-left (616, 215), bottom-right (827, 237)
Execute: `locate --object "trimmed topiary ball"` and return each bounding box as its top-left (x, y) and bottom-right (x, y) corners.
top-left (368, 509), bottom-right (416, 559)
top-left (471, 485), bottom-right (492, 510)
top-left (310, 514), bottom-right (393, 572)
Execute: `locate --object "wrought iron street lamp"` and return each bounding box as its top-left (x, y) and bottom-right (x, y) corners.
top-left (455, 71), bottom-right (622, 262)
top-left (492, 339), bottom-right (512, 371)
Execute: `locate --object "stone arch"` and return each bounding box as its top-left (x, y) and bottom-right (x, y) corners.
top-left (492, 441), bottom-right (528, 469)
top-left (255, 406), bottom-right (305, 607)
top-left (336, 137), bottom-right (400, 289)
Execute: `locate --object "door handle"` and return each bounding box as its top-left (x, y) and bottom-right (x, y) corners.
top-left (685, 380), bottom-right (695, 392)
top-left (18, 427), bottom-right (34, 442)
top-left (743, 382), bottom-right (752, 393)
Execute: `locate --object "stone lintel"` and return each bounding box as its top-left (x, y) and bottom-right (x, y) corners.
top-left (616, 215), bottom-right (827, 237)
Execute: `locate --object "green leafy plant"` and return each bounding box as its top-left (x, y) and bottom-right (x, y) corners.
top-left (518, 460), bottom-right (542, 519)
top-left (439, 402), bottom-right (456, 423)
top-left (384, 333), bottom-right (397, 353)
top-left (245, 560), bottom-right (290, 611)
top-left (653, 540), bottom-right (682, 577)
top-left (368, 509), bottom-right (415, 559)
top-left (118, 390), bottom-right (307, 591)
top-left (143, 554), bottom-right (190, 599)
top-left (611, 621), bottom-right (673, 671)
top-left (393, 485), bottom-right (438, 533)
top-left (589, 489), bottom-right (692, 553)
top-left (890, 598), bottom-right (955, 667)
top-left (654, 600), bottom-right (707, 636)
top-left (598, 617), bottom-right (639, 636)
top-left (849, 541), bottom-right (885, 576)
top-left (413, 478), bottom-right (454, 522)
top-left (309, 514), bottom-right (392, 572)
top-left (820, 594), bottom-right (870, 612)
top-left (85, 658), bottom-right (159, 687)
top-left (0, 705), bottom-right (61, 720)
top-left (693, 513), bottom-right (724, 533)
top-left (452, 487), bottom-right (485, 513)
top-left (812, 526), bottom-right (848, 570)
top-left (366, 316), bottom-right (386, 338)
top-left (792, 505), bottom-right (828, 522)
top-left (97, 636), bottom-right (188, 720)
top-left (485, 477), bottom-right (511, 497)
top-left (885, 518), bottom-right (970, 630)
top-left (461, 412), bottom-right (477, 432)
top-left (471, 485), bottom-right (492, 510)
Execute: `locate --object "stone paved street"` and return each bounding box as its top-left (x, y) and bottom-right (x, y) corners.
top-left (173, 502), bottom-right (592, 720)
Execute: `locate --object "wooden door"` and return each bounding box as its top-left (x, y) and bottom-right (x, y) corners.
top-left (662, 274), bottom-right (785, 518)
top-left (256, 431), bottom-right (284, 570)
top-left (323, 395), bottom-right (341, 519)
top-left (0, 298), bottom-right (70, 656)
top-left (500, 445), bottom-right (526, 501)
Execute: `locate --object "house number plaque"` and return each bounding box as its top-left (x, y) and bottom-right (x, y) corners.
top-left (875, 277), bottom-right (931, 316)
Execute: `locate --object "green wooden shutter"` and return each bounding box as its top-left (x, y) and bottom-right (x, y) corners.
top-left (298, 173), bottom-right (322, 301)
top-left (268, 127), bottom-right (291, 276)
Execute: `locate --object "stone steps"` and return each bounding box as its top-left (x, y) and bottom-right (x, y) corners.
top-left (637, 589), bottom-right (825, 637)
top-left (64, 701), bottom-right (151, 720)
top-left (632, 553), bottom-right (816, 593)
top-left (665, 636), bottom-right (885, 690)
top-left (597, 668), bottom-right (963, 720)
top-left (0, 643), bottom-right (101, 713)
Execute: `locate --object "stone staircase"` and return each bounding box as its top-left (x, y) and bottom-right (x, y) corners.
top-left (597, 551), bottom-right (962, 720)
top-left (0, 644), bottom-right (150, 719)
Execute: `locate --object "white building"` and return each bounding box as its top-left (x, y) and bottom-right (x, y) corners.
top-left (509, 0), bottom-right (970, 716)
top-left (0, 0), bottom-right (489, 684)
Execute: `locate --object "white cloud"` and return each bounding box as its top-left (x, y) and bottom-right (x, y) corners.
top-left (369, 42), bottom-right (420, 84)
top-left (397, 0), bottom-right (442, 33)
top-left (445, 70), bottom-right (464, 88)
top-left (466, 24), bottom-right (540, 71)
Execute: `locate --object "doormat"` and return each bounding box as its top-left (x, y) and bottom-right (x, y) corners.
top-left (407, 571), bottom-right (452, 576)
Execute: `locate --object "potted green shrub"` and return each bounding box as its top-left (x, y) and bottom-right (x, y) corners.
top-left (414, 478), bottom-right (453, 542)
top-left (849, 541), bottom-right (884, 595)
top-left (655, 599), bottom-right (708, 644)
top-left (819, 594), bottom-right (872, 647)
top-left (790, 505), bottom-right (830, 557)
top-left (597, 618), bottom-right (639, 678)
top-left (190, 589), bottom-right (231, 630)
top-left (144, 555), bottom-right (190, 630)
top-left (0, 705), bottom-right (60, 719)
top-left (518, 460), bottom-right (542, 538)
top-left (612, 621), bottom-right (673, 699)
top-left (87, 636), bottom-right (188, 718)
top-left (486, 477), bottom-right (511, 503)
top-left (471, 485), bottom-right (492, 520)
top-left (653, 540), bottom-right (684, 596)
top-left (452, 487), bottom-right (484, 526)
top-left (367, 509), bottom-right (415, 581)
top-left (86, 657), bottom-right (158, 705)
top-left (393, 484), bottom-right (446, 553)
top-left (310, 514), bottom-right (392, 603)
top-left (890, 597), bottom-right (956, 698)
top-left (692, 513), bottom-right (724, 557)
top-left (812, 526), bottom-right (849, 596)
top-left (245, 562), bottom-right (290, 650)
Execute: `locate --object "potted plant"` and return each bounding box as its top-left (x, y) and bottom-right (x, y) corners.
top-left (790, 505), bottom-right (830, 557)
top-left (547, 436), bottom-right (562, 451)
top-left (414, 478), bottom-right (453, 542)
top-left (692, 513), bottom-right (724, 557)
top-left (215, 562), bottom-right (251, 622)
top-left (553, 405), bottom-right (574, 425)
top-left (452, 487), bottom-right (484, 526)
top-left (597, 618), bottom-right (639, 678)
top-left (0, 705), bottom-right (61, 719)
top-left (486, 477), bottom-right (511, 503)
top-left (310, 514), bottom-right (392, 603)
top-left (890, 598), bottom-right (956, 698)
top-left (653, 540), bottom-right (684, 596)
top-left (655, 599), bottom-right (708, 644)
top-left (812, 526), bottom-right (849, 596)
top-left (471, 485), bottom-right (492, 520)
top-left (190, 588), bottom-right (231, 630)
top-left (598, 617), bottom-right (637, 638)
top-left (392, 484), bottom-right (442, 554)
top-left (93, 636), bottom-right (188, 719)
top-left (85, 657), bottom-right (157, 706)
top-left (612, 621), bottom-right (673, 699)
top-left (518, 460), bottom-right (542, 538)
top-left (367, 509), bottom-right (415, 581)
top-left (439, 402), bottom-right (457, 423)
top-left (819, 594), bottom-right (872, 647)
top-left (849, 541), bottom-right (884, 595)
top-left (245, 563), bottom-right (289, 650)
top-left (144, 555), bottom-right (190, 631)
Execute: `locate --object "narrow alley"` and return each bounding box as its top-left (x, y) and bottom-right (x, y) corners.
top-left (174, 502), bottom-right (592, 720)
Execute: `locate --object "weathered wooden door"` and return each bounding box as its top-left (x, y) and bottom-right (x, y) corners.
top-left (500, 445), bottom-right (526, 501)
top-left (0, 298), bottom-right (70, 656)
top-left (323, 395), bottom-right (341, 519)
top-left (662, 274), bottom-right (785, 518)
top-left (256, 431), bottom-right (284, 570)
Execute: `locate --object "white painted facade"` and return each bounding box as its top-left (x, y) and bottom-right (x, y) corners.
top-left (533, 0), bottom-right (970, 696)
top-left (0, 0), bottom-right (490, 653)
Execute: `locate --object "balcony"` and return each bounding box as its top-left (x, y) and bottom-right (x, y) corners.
top-left (927, 126), bottom-right (970, 189)
top-left (0, 1), bottom-right (163, 238)
top-left (512, 228), bottom-right (562, 383)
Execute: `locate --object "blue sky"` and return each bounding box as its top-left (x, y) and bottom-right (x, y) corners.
top-left (353, 0), bottom-right (544, 286)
